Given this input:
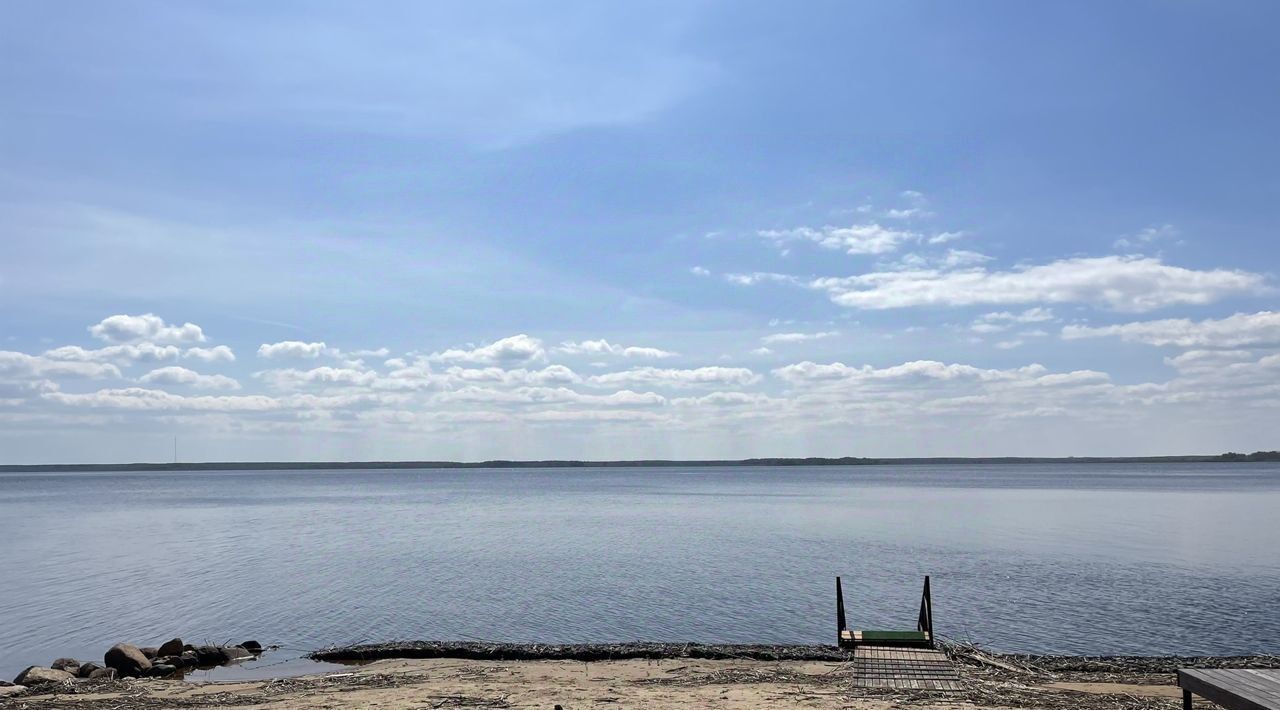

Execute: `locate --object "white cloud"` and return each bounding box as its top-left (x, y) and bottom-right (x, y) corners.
top-left (1114, 224), bottom-right (1179, 251)
top-left (43, 342), bottom-right (182, 364)
top-left (89, 314), bottom-right (206, 344)
top-left (759, 223), bottom-right (919, 255)
top-left (256, 366), bottom-right (380, 389)
top-left (750, 347), bottom-right (774, 356)
top-left (258, 341), bottom-right (330, 359)
top-left (441, 365), bottom-right (582, 388)
top-left (690, 266), bottom-right (711, 277)
top-left (426, 334), bottom-right (546, 365)
top-left (724, 272), bottom-right (799, 286)
top-left (811, 256), bottom-right (1266, 312)
top-left (761, 331), bottom-right (839, 345)
top-left (888, 249), bottom-right (992, 272)
top-left (773, 360), bottom-right (1048, 385)
top-left (671, 391), bottom-right (778, 407)
top-left (1061, 311), bottom-right (1280, 348)
top-left (587, 366), bottom-right (760, 389)
top-left (184, 345), bottom-right (237, 362)
top-left (139, 366), bottom-right (241, 390)
top-left (556, 339), bottom-right (677, 358)
top-left (927, 231), bottom-right (965, 245)
top-left (0, 351), bottom-right (122, 379)
top-left (44, 388), bottom-right (398, 412)
top-left (971, 308), bottom-right (1057, 333)
top-left (1163, 350), bottom-right (1255, 372)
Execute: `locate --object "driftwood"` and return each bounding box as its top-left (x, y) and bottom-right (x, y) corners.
top-left (310, 641), bottom-right (853, 663)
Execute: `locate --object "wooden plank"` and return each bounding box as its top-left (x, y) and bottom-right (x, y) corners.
top-left (1179, 669), bottom-right (1280, 710)
top-left (1206, 670), bottom-right (1280, 700)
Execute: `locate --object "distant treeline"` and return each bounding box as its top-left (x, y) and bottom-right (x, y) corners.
top-left (2, 451), bottom-right (1278, 473)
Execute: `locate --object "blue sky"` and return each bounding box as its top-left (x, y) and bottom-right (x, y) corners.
top-left (2, 1), bottom-right (1278, 462)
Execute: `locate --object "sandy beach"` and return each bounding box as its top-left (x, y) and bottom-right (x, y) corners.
top-left (1, 650), bottom-right (1217, 710)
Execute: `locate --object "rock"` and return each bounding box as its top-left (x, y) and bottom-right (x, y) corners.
top-left (0, 684), bottom-right (27, 697)
top-left (224, 645), bottom-right (253, 662)
top-left (14, 666), bottom-right (74, 686)
top-left (139, 647), bottom-right (158, 660)
top-left (157, 638), bottom-right (184, 657)
top-left (88, 668), bottom-right (116, 680)
top-left (193, 645), bottom-right (228, 666)
top-left (50, 658), bottom-right (81, 674)
top-left (240, 640), bottom-right (263, 654)
top-left (104, 643), bottom-right (152, 677)
top-left (177, 651), bottom-right (198, 667)
top-left (77, 662), bottom-right (102, 678)
top-left (144, 664), bottom-right (176, 678)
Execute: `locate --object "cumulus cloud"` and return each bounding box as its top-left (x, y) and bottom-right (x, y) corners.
top-left (971, 308), bottom-right (1057, 333)
top-left (556, 339), bottom-right (677, 358)
top-left (426, 334), bottom-right (546, 365)
top-left (1062, 311), bottom-right (1280, 348)
top-left (690, 266), bottom-right (711, 277)
top-left (0, 351), bottom-right (123, 379)
top-left (761, 331), bottom-right (839, 345)
top-left (44, 388), bottom-right (396, 412)
top-left (810, 256), bottom-right (1266, 312)
top-left (587, 366), bottom-right (760, 389)
top-left (759, 223), bottom-right (919, 255)
top-left (184, 345), bottom-right (236, 362)
top-left (139, 366), bottom-right (241, 390)
top-left (1163, 350), bottom-right (1256, 372)
top-left (256, 366), bottom-right (380, 389)
top-left (257, 341), bottom-right (330, 359)
top-left (43, 342), bottom-right (182, 364)
top-left (442, 365), bottom-right (582, 387)
top-left (89, 314), bottom-right (206, 344)
top-left (773, 360), bottom-right (1050, 385)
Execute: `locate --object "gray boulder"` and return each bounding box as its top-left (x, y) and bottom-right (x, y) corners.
top-left (88, 668), bottom-right (117, 680)
top-left (139, 647), bottom-right (158, 660)
top-left (50, 658), bottom-right (80, 674)
top-left (156, 638), bottom-right (184, 657)
top-left (240, 640), bottom-right (263, 654)
top-left (224, 645), bottom-right (253, 662)
top-left (14, 666), bottom-right (74, 686)
top-left (77, 662), bottom-right (102, 678)
top-left (104, 643), bottom-right (152, 677)
top-left (176, 651), bottom-right (198, 668)
top-left (0, 684), bottom-right (27, 697)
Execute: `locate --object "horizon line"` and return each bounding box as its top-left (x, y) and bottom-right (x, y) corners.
top-left (3, 451), bottom-right (1278, 472)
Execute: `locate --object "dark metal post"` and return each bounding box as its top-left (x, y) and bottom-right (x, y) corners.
top-left (917, 575), bottom-right (933, 638)
top-left (835, 576), bottom-right (847, 644)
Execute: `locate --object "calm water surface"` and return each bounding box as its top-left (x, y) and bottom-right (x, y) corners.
top-left (2, 463), bottom-right (1278, 678)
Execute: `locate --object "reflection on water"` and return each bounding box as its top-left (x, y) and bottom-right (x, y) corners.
top-left (1, 463), bottom-right (1278, 678)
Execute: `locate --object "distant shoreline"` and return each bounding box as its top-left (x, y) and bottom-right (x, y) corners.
top-left (2, 451), bottom-right (1277, 472)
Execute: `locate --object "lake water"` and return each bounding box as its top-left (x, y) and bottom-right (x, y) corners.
top-left (2, 463), bottom-right (1278, 679)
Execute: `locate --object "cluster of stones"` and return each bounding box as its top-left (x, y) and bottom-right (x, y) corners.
top-left (7, 638), bottom-right (263, 693)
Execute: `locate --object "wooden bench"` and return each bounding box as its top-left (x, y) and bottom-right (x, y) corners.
top-left (836, 575), bottom-right (934, 649)
top-left (1178, 669), bottom-right (1280, 710)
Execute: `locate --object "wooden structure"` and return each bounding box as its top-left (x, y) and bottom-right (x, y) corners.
top-left (837, 575), bottom-right (934, 648)
top-left (1178, 669), bottom-right (1280, 710)
top-left (848, 645), bottom-right (961, 691)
